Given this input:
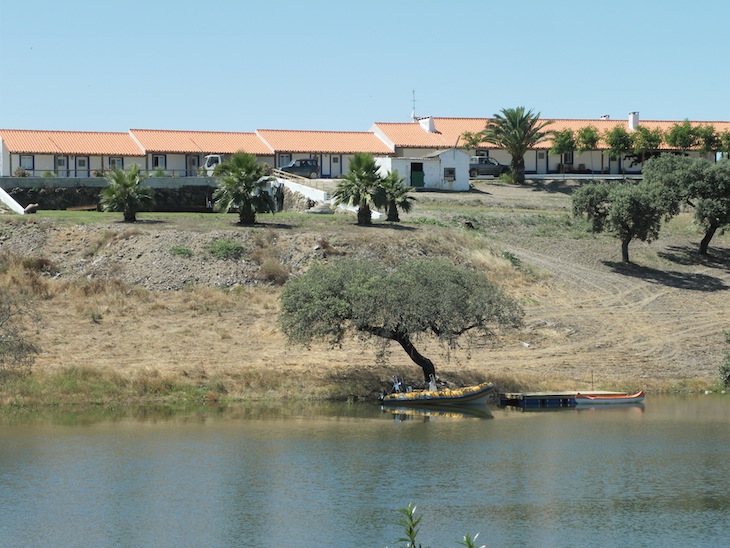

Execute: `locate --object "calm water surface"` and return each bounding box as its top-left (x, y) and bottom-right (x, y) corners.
top-left (1, 396), bottom-right (729, 547)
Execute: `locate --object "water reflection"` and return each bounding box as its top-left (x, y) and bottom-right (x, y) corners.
top-left (381, 404), bottom-right (494, 420)
top-left (1, 396), bottom-right (729, 547)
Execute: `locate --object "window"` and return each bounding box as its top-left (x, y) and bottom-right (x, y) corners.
top-left (76, 157), bottom-right (89, 177)
top-left (563, 152), bottom-right (574, 165)
top-left (537, 152), bottom-right (545, 160)
top-left (20, 155), bottom-right (33, 170)
top-left (152, 155), bottom-right (166, 169)
top-left (55, 156), bottom-right (68, 177)
top-left (332, 157), bottom-right (339, 164)
top-left (109, 157), bottom-right (123, 169)
top-left (444, 167), bottom-right (456, 182)
top-left (278, 154), bottom-right (291, 167)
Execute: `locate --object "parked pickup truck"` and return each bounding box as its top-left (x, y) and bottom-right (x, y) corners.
top-left (469, 156), bottom-right (509, 178)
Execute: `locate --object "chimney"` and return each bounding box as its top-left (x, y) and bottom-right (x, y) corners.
top-left (628, 111), bottom-right (640, 131)
top-left (600, 114), bottom-right (610, 120)
top-left (418, 116), bottom-right (436, 133)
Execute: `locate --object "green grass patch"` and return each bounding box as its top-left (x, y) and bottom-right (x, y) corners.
top-left (207, 239), bottom-right (245, 260)
top-left (1, 366), bottom-right (217, 406)
top-left (170, 245), bottom-right (194, 258)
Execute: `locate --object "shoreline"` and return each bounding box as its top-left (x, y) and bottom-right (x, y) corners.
top-left (0, 365), bottom-right (720, 409)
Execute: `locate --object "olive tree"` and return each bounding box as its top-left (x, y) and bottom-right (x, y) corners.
top-left (644, 155), bottom-right (730, 255)
top-left (279, 258), bottom-right (523, 383)
top-left (573, 181), bottom-right (666, 263)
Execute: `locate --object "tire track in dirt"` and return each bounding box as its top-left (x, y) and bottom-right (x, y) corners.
top-left (495, 243), bottom-right (730, 384)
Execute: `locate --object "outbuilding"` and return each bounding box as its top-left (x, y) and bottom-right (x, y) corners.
top-left (375, 148), bottom-right (469, 191)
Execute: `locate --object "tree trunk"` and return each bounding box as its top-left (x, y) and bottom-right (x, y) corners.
top-left (386, 201), bottom-right (399, 222)
top-left (512, 158), bottom-right (526, 185)
top-left (239, 207), bottom-right (256, 225)
top-left (357, 204), bottom-right (372, 225)
top-left (393, 332), bottom-right (436, 384)
top-left (699, 224), bottom-right (718, 255)
top-left (621, 236), bottom-right (631, 263)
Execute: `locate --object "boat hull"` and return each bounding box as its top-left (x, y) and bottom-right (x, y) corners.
top-left (380, 382), bottom-right (495, 407)
top-left (574, 390), bottom-right (645, 405)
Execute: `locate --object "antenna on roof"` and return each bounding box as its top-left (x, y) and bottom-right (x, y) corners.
top-left (411, 90), bottom-right (416, 121)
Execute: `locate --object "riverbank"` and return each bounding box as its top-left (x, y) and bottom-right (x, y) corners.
top-left (2, 180), bottom-right (728, 406)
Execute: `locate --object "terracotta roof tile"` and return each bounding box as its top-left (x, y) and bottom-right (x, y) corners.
top-left (129, 129), bottom-right (272, 155)
top-left (256, 129), bottom-right (392, 154)
top-left (0, 129), bottom-right (144, 156)
top-left (374, 117), bottom-right (730, 151)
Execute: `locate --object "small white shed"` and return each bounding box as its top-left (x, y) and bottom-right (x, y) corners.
top-left (375, 148), bottom-right (470, 191)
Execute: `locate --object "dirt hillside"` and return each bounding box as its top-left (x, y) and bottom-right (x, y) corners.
top-left (2, 181), bottom-right (728, 397)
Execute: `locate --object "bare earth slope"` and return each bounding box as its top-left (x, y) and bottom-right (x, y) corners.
top-left (2, 181), bottom-right (728, 396)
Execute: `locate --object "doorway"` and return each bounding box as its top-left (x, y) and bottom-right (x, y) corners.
top-left (411, 162), bottom-right (424, 187)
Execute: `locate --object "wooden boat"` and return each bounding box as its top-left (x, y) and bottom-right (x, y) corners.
top-left (380, 381), bottom-right (495, 407)
top-left (574, 390), bottom-right (645, 405)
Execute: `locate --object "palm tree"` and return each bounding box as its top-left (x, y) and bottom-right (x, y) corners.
top-left (100, 164), bottom-right (154, 222)
top-left (481, 107), bottom-right (552, 184)
top-left (213, 151), bottom-right (272, 177)
top-left (379, 170), bottom-right (415, 222)
top-left (212, 153), bottom-right (275, 225)
top-left (333, 152), bottom-right (384, 225)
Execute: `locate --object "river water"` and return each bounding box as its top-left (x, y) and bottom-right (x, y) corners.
top-left (1, 396), bottom-right (729, 547)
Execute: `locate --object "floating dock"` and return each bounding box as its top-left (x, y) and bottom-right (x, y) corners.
top-left (499, 391), bottom-right (624, 409)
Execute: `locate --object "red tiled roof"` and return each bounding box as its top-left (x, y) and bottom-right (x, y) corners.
top-left (129, 129), bottom-right (272, 155)
top-left (256, 129), bottom-right (392, 154)
top-left (0, 129), bottom-right (144, 156)
top-left (375, 117), bottom-right (730, 151)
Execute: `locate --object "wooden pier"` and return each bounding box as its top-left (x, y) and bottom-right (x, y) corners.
top-left (499, 391), bottom-right (624, 409)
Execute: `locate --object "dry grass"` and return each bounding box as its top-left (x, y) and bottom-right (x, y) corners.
top-left (2, 181), bottom-right (729, 403)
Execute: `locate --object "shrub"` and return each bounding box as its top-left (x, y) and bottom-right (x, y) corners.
top-left (208, 239), bottom-right (245, 260)
top-left (170, 246), bottom-right (194, 258)
top-left (257, 258), bottom-right (289, 285)
top-left (720, 331), bottom-right (730, 388)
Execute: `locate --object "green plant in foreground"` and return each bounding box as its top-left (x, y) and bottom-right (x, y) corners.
top-left (170, 246), bottom-right (194, 258)
top-left (208, 239), bottom-right (245, 260)
top-left (395, 503), bottom-right (421, 547)
top-left (393, 503), bottom-right (485, 548)
top-left (720, 331), bottom-right (730, 388)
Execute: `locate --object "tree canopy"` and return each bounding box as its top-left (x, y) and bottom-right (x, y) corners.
top-left (100, 165), bottom-right (154, 222)
top-left (572, 181), bottom-right (665, 263)
top-left (332, 153), bottom-right (384, 225)
top-left (644, 155), bottom-right (730, 254)
top-left (480, 107), bottom-right (551, 184)
top-left (279, 258), bottom-right (524, 383)
top-left (379, 169), bottom-right (415, 222)
top-left (212, 152), bottom-right (275, 225)
top-left (550, 129), bottom-right (575, 175)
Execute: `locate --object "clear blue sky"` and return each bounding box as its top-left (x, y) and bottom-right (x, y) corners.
top-left (1, 0), bottom-right (728, 132)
